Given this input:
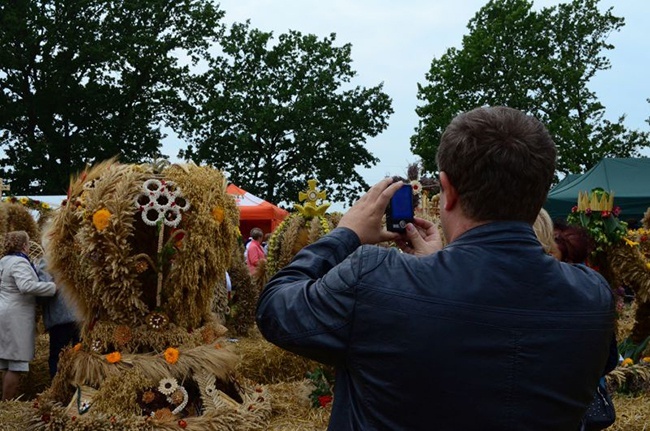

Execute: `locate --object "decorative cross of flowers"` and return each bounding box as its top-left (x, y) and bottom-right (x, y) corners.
top-left (135, 178), bottom-right (191, 307)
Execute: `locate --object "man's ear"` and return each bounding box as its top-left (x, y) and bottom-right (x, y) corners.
top-left (439, 172), bottom-right (458, 211)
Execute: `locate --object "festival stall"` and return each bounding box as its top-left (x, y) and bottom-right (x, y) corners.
top-left (226, 184), bottom-right (288, 237)
top-left (545, 158), bottom-right (650, 223)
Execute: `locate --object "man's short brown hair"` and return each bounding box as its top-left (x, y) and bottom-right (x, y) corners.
top-left (436, 106), bottom-right (556, 223)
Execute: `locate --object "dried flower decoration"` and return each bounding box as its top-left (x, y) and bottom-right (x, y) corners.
top-left (73, 343), bottom-right (82, 352)
top-left (410, 180), bottom-right (422, 195)
top-left (158, 378), bottom-right (178, 396)
top-left (106, 351), bottom-right (122, 364)
top-left (151, 408), bottom-right (173, 421)
top-left (91, 339), bottom-right (103, 352)
top-left (164, 347), bottom-right (180, 364)
top-left (169, 388), bottom-right (184, 405)
top-left (201, 326), bottom-right (217, 344)
top-left (135, 259), bottom-right (149, 273)
top-left (135, 179), bottom-right (190, 228)
top-left (212, 206), bottom-right (225, 223)
top-left (113, 325), bottom-right (133, 346)
top-left (142, 390), bottom-right (156, 404)
top-left (146, 312), bottom-right (169, 330)
top-left (92, 208), bottom-right (112, 231)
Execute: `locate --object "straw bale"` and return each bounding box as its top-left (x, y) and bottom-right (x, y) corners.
top-left (235, 330), bottom-right (324, 384)
top-left (0, 201), bottom-right (40, 240)
top-left (266, 380), bottom-right (330, 431)
top-left (610, 392), bottom-right (650, 430)
top-left (0, 400), bottom-right (36, 431)
top-left (224, 244), bottom-right (258, 336)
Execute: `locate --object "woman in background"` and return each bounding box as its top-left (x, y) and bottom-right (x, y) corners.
top-left (0, 231), bottom-right (56, 400)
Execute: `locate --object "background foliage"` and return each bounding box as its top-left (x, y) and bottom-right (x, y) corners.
top-left (411, 0), bottom-right (650, 177)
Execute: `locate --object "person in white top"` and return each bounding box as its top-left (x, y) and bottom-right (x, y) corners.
top-left (0, 231), bottom-right (56, 400)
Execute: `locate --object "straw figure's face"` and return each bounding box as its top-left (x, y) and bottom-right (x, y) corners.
top-left (45, 161), bottom-right (240, 349)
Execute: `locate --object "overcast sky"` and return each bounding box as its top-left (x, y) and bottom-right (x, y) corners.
top-left (163, 0), bottom-right (650, 208)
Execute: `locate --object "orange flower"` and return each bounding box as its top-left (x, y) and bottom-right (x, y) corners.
top-left (622, 357), bottom-right (634, 367)
top-left (164, 347), bottom-right (179, 364)
top-left (73, 343), bottom-right (82, 352)
top-left (215, 342), bottom-right (222, 349)
top-left (92, 208), bottom-right (112, 231)
top-left (106, 351), bottom-right (122, 364)
top-left (212, 207), bottom-right (224, 223)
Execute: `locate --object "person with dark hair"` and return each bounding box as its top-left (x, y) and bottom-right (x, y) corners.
top-left (0, 231), bottom-right (57, 400)
top-left (257, 107), bottom-right (615, 430)
top-left (554, 222), bottom-right (593, 264)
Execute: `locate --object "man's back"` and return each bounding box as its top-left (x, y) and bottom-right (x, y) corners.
top-left (258, 222), bottom-right (614, 430)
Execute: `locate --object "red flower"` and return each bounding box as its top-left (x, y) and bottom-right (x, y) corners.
top-left (178, 419), bottom-right (188, 428)
top-left (585, 208), bottom-right (592, 215)
top-left (571, 206), bottom-right (578, 213)
top-left (318, 395), bottom-right (333, 408)
top-left (613, 206), bottom-right (621, 217)
top-left (601, 210), bottom-right (611, 218)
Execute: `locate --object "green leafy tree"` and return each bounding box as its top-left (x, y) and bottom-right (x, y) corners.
top-left (411, 0), bottom-right (649, 176)
top-left (0, 0), bottom-right (224, 194)
top-left (177, 21), bottom-right (393, 205)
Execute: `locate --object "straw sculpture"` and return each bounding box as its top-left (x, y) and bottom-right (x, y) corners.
top-left (26, 159), bottom-right (272, 430)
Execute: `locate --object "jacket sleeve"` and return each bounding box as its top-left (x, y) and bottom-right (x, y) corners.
top-left (12, 259), bottom-right (56, 297)
top-left (256, 227), bottom-right (362, 366)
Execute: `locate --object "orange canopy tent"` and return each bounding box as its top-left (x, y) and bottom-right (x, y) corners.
top-left (226, 184), bottom-right (289, 237)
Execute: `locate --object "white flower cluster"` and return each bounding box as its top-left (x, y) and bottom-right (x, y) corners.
top-left (134, 179), bottom-right (191, 228)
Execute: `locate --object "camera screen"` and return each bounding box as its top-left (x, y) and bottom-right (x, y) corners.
top-left (391, 185), bottom-right (413, 219)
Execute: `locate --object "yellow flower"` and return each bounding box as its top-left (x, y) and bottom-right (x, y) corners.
top-left (164, 347), bottom-right (179, 364)
top-left (212, 207), bottom-right (224, 223)
top-left (646, 263), bottom-right (650, 271)
top-left (622, 357), bottom-right (634, 367)
top-left (642, 357), bottom-right (650, 364)
top-left (624, 237), bottom-right (639, 247)
top-left (19, 197), bottom-right (28, 205)
top-left (41, 202), bottom-right (50, 209)
top-left (92, 208), bottom-right (112, 231)
top-left (106, 351), bottom-right (122, 364)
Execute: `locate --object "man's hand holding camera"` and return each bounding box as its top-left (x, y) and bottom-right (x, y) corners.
top-left (338, 178), bottom-right (443, 256)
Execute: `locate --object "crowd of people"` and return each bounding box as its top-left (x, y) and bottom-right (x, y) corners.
top-left (0, 106), bottom-right (622, 430)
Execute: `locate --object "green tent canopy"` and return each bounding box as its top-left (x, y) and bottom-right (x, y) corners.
top-left (544, 158), bottom-right (650, 222)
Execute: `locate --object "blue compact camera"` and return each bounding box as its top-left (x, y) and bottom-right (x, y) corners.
top-left (386, 182), bottom-right (414, 233)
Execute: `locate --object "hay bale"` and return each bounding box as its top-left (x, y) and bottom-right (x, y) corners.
top-left (266, 380), bottom-right (330, 431)
top-left (610, 392), bottom-right (650, 430)
top-left (235, 329), bottom-right (324, 384)
top-left (0, 400), bottom-right (35, 430)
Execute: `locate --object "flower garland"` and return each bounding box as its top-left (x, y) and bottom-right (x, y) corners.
top-left (566, 188), bottom-right (627, 253)
top-left (2, 196), bottom-right (53, 215)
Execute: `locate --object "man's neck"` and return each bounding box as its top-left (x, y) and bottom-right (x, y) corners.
top-left (444, 217), bottom-right (491, 244)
